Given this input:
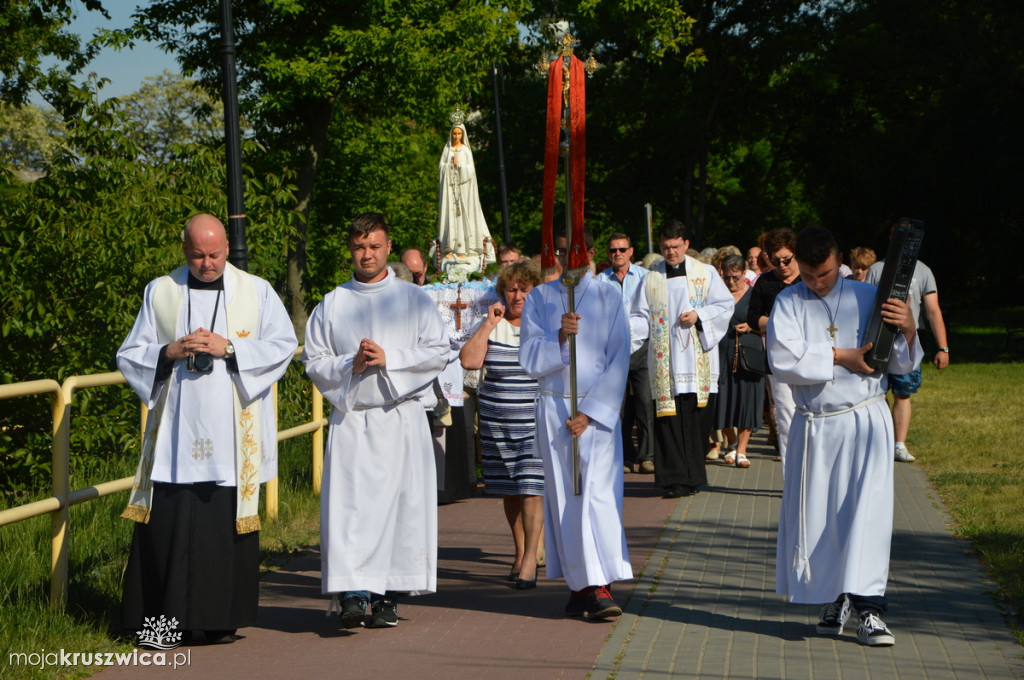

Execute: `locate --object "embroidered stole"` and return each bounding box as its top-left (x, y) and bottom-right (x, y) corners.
top-left (645, 270), bottom-right (676, 417)
top-left (646, 257), bottom-right (713, 414)
top-left (122, 263), bottom-right (264, 534)
top-left (685, 258), bottom-right (713, 408)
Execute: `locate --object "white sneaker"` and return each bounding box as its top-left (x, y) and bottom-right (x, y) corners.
top-left (857, 611), bottom-right (895, 646)
top-left (894, 443), bottom-right (916, 463)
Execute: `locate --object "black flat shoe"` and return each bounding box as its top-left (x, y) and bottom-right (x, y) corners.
top-left (515, 577), bottom-right (537, 590)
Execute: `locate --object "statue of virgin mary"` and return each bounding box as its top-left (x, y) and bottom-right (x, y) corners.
top-left (432, 114), bottom-right (495, 279)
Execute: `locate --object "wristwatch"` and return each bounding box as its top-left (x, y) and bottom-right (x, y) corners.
top-left (938, 347), bottom-right (949, 353)
top-left (225, 341), bottom-right (235, 357)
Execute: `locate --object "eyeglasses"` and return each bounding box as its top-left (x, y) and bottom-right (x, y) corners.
top-left (608, 247), bottom-right (630, 254)
top-left (722, 274), bottom-right (744, 281)
top-left (770, 254), bottom-right (794, 267)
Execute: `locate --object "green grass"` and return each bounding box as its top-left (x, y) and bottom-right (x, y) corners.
top-left (910, 309), bottom-right (1024, 643)
top-left (0, 437), bottom-right (320, 680)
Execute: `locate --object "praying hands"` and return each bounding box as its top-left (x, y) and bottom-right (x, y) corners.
top-left (353, 338), bottom-right (387, 373)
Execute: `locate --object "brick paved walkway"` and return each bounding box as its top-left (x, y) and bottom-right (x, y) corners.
top-left (99, 433), bottom-right (1024, 679)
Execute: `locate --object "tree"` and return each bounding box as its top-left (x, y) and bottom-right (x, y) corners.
top-left (118, 70), bottom-right (224, 164)
top-left (0, 0), bottom-right (108, 114)
top-left (0, 102), bottom-right (66, 175)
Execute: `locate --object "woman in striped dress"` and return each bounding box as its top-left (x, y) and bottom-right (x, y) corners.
top-left (460, 261), bottom-right (544, 589)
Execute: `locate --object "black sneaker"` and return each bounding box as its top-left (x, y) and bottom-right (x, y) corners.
top-left (584, 585), bottom-right (622, 620)
top-left (816, 593), bottom-right (851, 635)
top-left (856, 611), bottom-right (895, 646)
top-left (339, 595), bottom-right (368, 629)
top-left (369, 597), bottom-right (399, 628)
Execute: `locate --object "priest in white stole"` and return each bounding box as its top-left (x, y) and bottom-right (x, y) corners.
top-left (519, 268), bottom-right (633, 619)
top-left (303, 213), bottom-right (449, 629)
top-left (768, 227), bottom-right (922, 647)
top-left (629, 219), bottom-right (734, 498)
top-left (117, 214), bottom-right (297, 642)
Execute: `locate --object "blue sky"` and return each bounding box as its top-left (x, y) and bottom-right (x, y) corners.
top-left (68, 2), bottom-right (179, 99)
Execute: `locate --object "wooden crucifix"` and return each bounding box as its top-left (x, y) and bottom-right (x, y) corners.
top-left (449, 283), bottom-right (469, 331)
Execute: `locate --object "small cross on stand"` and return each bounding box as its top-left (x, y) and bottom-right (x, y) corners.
top-left (449, 283), bottom-right (469, 331)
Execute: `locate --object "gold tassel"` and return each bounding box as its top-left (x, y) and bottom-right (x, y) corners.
top-left (236, 515), bottom-right (261, 534)
top-left (121, 504), bottom-right (151, 524)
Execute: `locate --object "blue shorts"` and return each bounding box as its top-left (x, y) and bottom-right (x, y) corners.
top-left (887, 367), bottom-right (922, 396)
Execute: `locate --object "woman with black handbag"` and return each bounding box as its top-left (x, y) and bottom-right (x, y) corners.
top-left (714, 255), bottom-right (765, 467)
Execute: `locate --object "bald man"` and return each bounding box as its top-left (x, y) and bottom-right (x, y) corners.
top-left (117, 213), bottom-right (297, 645)
top-left (401, 248), bottom-right (429, 286)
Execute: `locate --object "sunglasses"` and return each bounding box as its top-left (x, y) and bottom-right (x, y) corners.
top-left (771, 254), bottom-right (794, 267)
top-left (722, 274), bottom-right (744, 281)
top-left (608, 247), bottom-right (630, 254)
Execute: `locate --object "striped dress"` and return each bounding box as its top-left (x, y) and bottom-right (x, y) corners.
top-left (478, 318), bottom-right (543, 496)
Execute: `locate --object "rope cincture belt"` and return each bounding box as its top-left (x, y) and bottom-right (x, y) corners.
top-left (792, 393), bottom-right (886, 584)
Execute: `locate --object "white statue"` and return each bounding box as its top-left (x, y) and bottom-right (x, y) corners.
top-left (431, 115), bottom-right (495, 279)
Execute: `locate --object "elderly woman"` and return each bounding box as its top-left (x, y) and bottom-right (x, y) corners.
top-left (459, 261), bottom-right (544, 589)
top-left (714, 254), bottom-right (765, 467)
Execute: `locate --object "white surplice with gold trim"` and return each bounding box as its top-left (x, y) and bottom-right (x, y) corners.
top-left (117, 264), bottom-right (297, 523)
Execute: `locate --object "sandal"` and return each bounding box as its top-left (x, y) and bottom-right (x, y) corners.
top-left (723, 453), bottom-right (736, 465)
top-left (737, 453), bottom-right (750, 468)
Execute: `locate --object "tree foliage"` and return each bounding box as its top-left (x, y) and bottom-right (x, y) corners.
top-left (0, 101), bottom-right (66, 174)
top-left (0, 0), bottom-right (108, 114)
top-left (117, 70), bottom-right (224, 164)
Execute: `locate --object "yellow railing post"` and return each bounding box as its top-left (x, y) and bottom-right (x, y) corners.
top-left (312, 387), bottom-right (324, 495)
top-left (265, 383), bottom-right (279, 521)
top-left (50, 385), bottom-right (71, 607)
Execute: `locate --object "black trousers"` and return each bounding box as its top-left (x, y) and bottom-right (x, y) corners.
top-left (622, 341), bottom-right (655, 464)
top-left (121, 482), bottom-right (259, 634)
top-left (653, 393), bottom-right (717, 489)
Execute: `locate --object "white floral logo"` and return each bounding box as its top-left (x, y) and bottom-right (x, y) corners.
top-left (137, 615), bottom-right (182, 650)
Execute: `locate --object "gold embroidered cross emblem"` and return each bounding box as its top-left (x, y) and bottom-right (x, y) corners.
top-left (191, 438), bottom-right (214, 461)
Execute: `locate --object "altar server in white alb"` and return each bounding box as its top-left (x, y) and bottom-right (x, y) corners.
top-left (117, 213), bottom-right (297, 644)
top-left (519, 267), bottom-right (633, 620)
top-left (767, 226), bottom-right (922, 648)
top-left (303, 212), bottom-right (449, 631)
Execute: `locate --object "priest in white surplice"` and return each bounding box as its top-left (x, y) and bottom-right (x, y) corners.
top-left (117, 213), bottom-right (297, 643)
top-left (629, 219), bottom-right (734, 498)
top-left (302, 213), bottom-right (449, 630)
top-left (767, 227), bottom-right (922, 648)
top-left (519, 268), bottom-right (633, 620)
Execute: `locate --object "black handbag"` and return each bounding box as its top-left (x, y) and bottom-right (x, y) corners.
top-left (734, 333), bottom-right (770, 377)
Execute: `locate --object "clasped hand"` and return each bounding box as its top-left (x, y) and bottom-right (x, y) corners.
top-left (167, 328), bottom-right (229, 360)
top-left (353, 338), bottom-right (386, 374)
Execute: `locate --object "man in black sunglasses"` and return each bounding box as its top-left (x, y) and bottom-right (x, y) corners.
top-left (597, 233), bottom-right (656, 475)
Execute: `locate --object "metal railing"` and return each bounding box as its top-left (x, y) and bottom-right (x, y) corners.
top-left (0, 351), bottom-right (325, 606)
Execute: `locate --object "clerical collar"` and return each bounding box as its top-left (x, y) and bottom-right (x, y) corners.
top-left (666, 260), bottom-right (687, 279)
top-left (187, 272), bottom-right (224, 290)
